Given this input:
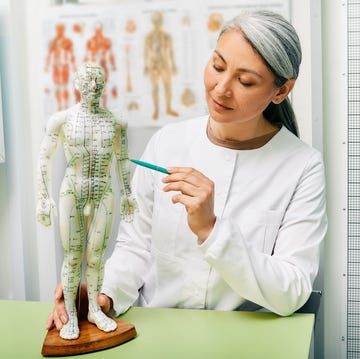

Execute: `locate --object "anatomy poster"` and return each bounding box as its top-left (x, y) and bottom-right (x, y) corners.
top-left (40, 0), bottom-right (289, 128)
top-left (41, 12), bottom-right (120, 121)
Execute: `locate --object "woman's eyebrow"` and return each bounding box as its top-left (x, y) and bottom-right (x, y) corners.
top-left (214, 49), bottom-right (264, 79)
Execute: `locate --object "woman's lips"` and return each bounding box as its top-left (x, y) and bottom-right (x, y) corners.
top-left (212, 98), bottom-right (233, 111)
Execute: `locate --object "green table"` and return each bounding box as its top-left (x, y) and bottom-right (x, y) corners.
top-left (0, 300), bottom-right (314, 359)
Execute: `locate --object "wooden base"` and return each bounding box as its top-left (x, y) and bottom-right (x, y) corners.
top-left (41, 318), bottom-right (137, 356)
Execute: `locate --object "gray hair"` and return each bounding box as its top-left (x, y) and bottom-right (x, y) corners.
top-left (218, 10), bottom-right (301, 136)
top-left (219, 10), bottom-right (301, 85)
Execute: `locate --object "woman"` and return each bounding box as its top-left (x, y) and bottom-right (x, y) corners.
top-left (48, 9), bottom-right (327, 331)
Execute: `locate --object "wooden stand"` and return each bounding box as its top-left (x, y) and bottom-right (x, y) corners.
top-left (41, 318), bottom-right (137, 356)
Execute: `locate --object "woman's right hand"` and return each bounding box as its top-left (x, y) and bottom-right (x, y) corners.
top-left (46, 283), bottom-right (68, 331)
top-left (45, 283), bottom-right (113, 331)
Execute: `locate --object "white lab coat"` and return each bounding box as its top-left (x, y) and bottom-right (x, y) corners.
top-left (102, 116), bottom-right (327, 316)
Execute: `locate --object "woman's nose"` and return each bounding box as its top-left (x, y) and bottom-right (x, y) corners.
top-left (214, 76), bottom-right (232, 97)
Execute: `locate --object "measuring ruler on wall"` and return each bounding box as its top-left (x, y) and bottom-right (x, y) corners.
top-left (348, 0), bottom-right (360, 357)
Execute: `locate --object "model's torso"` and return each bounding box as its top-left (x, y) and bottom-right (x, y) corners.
top-left (87, 36), bottom-right (111, 63)
top-left (61, 107), bottom-right (116, 202)
top-left (147, 30), bottom-right (171, 70)
top-left (52, 36), bottom-right (73, 66)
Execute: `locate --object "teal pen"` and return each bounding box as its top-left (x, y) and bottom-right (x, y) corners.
top-left (130, 159), bottom-right (169, 174)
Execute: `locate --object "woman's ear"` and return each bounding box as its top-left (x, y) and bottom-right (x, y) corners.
top-left (272, 79), bottom-right (295, 104)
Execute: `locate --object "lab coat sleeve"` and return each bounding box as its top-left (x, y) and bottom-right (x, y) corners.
top-left (102, 131), bottom-right (161, 315)
top-left (199, 151), bottom-right (327, 316)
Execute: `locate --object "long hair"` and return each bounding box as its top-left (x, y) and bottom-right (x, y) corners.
top-left (219, 10), bottom-right (302, 137)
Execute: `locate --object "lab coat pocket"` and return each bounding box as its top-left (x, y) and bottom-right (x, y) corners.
top-left (152, 181), bottom-right (184, 254)
top-left (241, 209), bottom-right (284, 255)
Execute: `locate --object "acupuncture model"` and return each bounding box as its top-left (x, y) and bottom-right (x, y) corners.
top-left (36, 62), bottom-right (137, 340)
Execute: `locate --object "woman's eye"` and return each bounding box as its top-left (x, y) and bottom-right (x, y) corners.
top-left (213, 64), bottom-right (223, 72)
top-left (239, 79), bottom-right (253, 87)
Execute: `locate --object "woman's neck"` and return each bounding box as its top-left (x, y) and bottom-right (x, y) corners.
top-left (208, 116), bottom-right (278, 142)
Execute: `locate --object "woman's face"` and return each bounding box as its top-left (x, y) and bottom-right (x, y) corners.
top-left (204, 30), bottom-right (280, 127)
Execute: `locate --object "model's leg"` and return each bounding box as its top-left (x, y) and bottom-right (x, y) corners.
top-left (86, 191), bottom-right (117, 332)
top-left (62, 65), bottom-right (70, 109)
top-left (101, 60), bottom-right (109, 107)
top-left (163, 71), bottom-right (178, 117)
top-left (58, 194), bottom-right (85, 339)
top-left (53, 67), bottom-right (62, 111)
top-left (150, 72), bottom-right (159, 119)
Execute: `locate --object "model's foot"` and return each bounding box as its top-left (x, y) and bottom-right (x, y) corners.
top-left (88, 310), bottom-right (117, 332)
top-left (166, 109), bottom-right (179, 117)
top-left (152, 109), bottom-right (159, 120)
top-left (60, 314), bottom-right (79, 340)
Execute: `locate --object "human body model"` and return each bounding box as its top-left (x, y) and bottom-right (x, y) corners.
top-left (144, 11), bottom-right (178, 120)
top-left (37, 63), bottom-right (136, 339)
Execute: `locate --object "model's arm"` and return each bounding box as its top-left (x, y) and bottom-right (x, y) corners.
top-left (143, 34), bottom-right (151, 75)
top-left (114, 115), bottom-right (137, 222)
top-left (44, 40), bottom-right (54, 72)
top-left (199, 152), bottom-right (327, 316)
top-left (36, 114), bottom-right (62, 226)
top-left (167, 33), bottom-right (177, 74)
top-left (105, 38), bottom-right (116, 71)
top-left (66, 39), bottom-right (76, 72)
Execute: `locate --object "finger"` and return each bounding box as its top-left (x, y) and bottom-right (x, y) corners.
top-left (54, 283), bottom-right (63, 301)
top-left (171, 192), bottom-right (206, 211)
top-left (163, 180), bottom-right (200, 197)
top-left (164, 170), bottom-right (213, 195)
top-left (164, 167), bottom-right (204, 184)
top-left (55, 302), bottom-right (68, 326)
top-left (167, 166), bottom-right (195, 174)
top-left (98, 294), bottom-right (111, 314)
top-left (51, 308), bottom-right (65, 331)
top-left (54, 315), bottom-right (63, 331)
top-left (171, 192), bottom-right (192, 207)
top-left (164, 178), bottom-right (214, 200)
top-left (53, 283), bottom-right (69, 327)
top-left (45, 313), bottom-right (55, 330)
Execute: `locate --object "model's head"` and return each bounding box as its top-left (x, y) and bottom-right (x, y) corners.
top-left (215, 10), bottom-right (301, 135)
top-left (94, 21), bottom-right (104, 36)
top-left (55, 23), bottom-right (65, 36)
top-left (75, 63), bottom-right (105, 101)
top-left (219, 10), bottom-right (301, 87)
top-left (151, 11), bottom-right (163, 27)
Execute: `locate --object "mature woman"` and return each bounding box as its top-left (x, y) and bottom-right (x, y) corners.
top-left (48, 9), bottom-right (327, 331)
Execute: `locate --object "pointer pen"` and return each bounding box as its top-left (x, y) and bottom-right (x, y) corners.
top-left (130, 159), bottom-right (170, 174)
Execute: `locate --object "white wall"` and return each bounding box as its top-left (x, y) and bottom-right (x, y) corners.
top-left (322, 1), bottom-right (348, 358)
top-left (292, 0), bottom-right (323, 150)
top-left (0, 0), bottom-right (33, 300)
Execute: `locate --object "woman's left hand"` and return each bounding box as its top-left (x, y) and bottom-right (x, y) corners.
top-left (162, 167), bottom-right (216, 243)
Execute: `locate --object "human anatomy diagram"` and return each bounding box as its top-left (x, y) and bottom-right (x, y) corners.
top-left (144, 11), bottom-right (179, 120)
top-left (44, 23), bottom-right (77, 111)
top-left (83, 22), bottom-right (117, 107)
top-left (42, 4), bottom-right (243, 126)
top-left (36, 63), bottom-right (137, 340)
